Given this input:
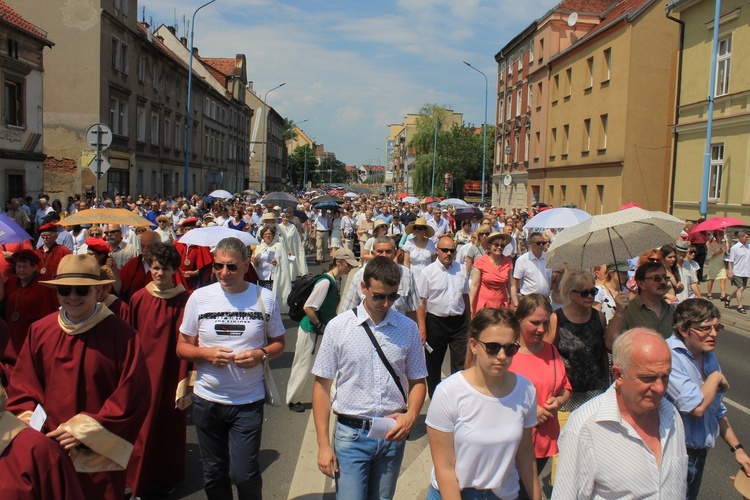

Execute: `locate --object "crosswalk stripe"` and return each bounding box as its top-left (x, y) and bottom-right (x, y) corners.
top-left (288, 412), bottom-right (332, 498)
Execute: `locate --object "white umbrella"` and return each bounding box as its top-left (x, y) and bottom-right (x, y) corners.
top-left (178, 226), bottom-right (258, 248)
top-left (439, 198), bottom-right (471, 208)
top-left (209, 189), bottom-right (233, 199)
top-left (523, 208), bottom-right (591, 231)
top-left (343, 192), bottom-right (359, 199)
top-left (546, 207), bottom-right (685, 270)
top-left (402, 196), bottom-right (419, 204)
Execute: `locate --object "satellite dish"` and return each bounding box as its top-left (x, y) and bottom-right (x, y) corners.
top-left (567, 12), bottom-right (579, 27)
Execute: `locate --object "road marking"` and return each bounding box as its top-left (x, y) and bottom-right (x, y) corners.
top-left (394, 440), bottom-right (432, 498)
top-left (725, 397), bottom-right (750, 417)
top-left (288, 411), bottom-right (332, 499)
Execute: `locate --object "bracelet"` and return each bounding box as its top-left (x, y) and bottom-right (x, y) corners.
top-left (730, 443), bottom-right (743, 453)
top-left (260, 348), bottom-right (269, 364)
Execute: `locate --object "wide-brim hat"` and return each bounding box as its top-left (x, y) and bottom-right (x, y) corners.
top-left (487, 232), bottom-right (511, 248)
top-left (674, 239), bottom-right (689, 252)
top-left (333, 248), bottom-right (360, 267)
top-left (261, 213), bottom-right (277, 222)
top-left (40, 254), bottom-right (114, 287)
top-left (607, 261), bottom-right (630, 272)
top-left (372, 219), bottom-right (388, 232)
top-left (735, 469), bottom-right (750, 498)
top-left (405, 218), bottom-right (435, 237)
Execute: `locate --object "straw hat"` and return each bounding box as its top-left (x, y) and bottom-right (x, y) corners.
top-left (735, 470), bottom-right (750, 499)
top-left (372, 219), bottom-right (388, 232)
top-left (405, 218), bottom-right (435, 237)
top-left (40, 254), bottom-right (114, 287)
top-left (261, 212), bottom-right (277, 222)
top-left (486, 232), bottom-right (511, 248)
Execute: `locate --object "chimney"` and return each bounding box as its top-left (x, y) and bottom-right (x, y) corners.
top-left (155, 34), bottom-right (164, 42)
top-left (192, 47), bottom-right (199, 57)
top-left (180, 37), bottom-right (188, 47)
top-left (167, 26), bottom-right (176, 36)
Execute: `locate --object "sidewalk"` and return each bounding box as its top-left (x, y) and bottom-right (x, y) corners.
top-left (701, 287), bottom-right (750, 336)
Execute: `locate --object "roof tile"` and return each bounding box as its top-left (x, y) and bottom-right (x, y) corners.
top-left (0, 0), bottom-right (50, 41)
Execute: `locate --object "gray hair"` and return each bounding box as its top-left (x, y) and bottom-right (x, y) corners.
top-left (373, 235), bottom-right (395, 247)
top-left (612, 328), bottom-right (669, 374)
top-left (215, 237), bottom-right (248, 261)
top-left (738, 230), bottom-right (749, 238)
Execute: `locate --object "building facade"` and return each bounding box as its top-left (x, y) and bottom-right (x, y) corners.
top-left (0, 1), bottom-right (52, 203)
top-left (246, 85), bottom-right (286, 192)
top-left (668, 0), bottom-right (750, 221)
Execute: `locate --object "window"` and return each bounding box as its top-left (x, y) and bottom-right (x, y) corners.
top-left (552, 74), bottom-right (559, 103)
top-left (709, 144), bottom-right (724, 199)
top-left (524, 130), bottom-right (530, 161)
top-left (603, 48), bottom-right (611, 82)
top-left (527, 83), bottom-right (532, 113)
top-left (516, 89), bottom-right (522, 116)
top-left (498, 100), bottom-right (503, 123)
top-left (4, 79), bottom-right (23, 126)
top-left (529, 40), bottom-right (534, 64)
top-left (151, 171), bottom-right (157, 193)
top-left (534, 131), bottom-right (540, 159)
top-left (560, 185), bottom-right (567, 204)
top-left (174, 118), bottom-right (182, 150)
top-left (598, 114), bottom-right (608, 150)
top-left (583, 118), bottom-right (591, 152)
top-left (536, 81), bottom-right (543, 109)
top-left (110, 37), bottom-right (127, 73)
top-left (562, 124), bottom-right (569, 156)
top-left (514, 134), bottom-right (520, 162)
top-left (108, 170), bottom-right (130, 198)
top-left (550, 127), bottom-right (557, 158)
top-left (138, 56), bottom-right (147, 83)
top-left (109, 96), bottom-right (128, 135)
top-left (586, 57), bottom-right (594, 89)
top-left (506, 94), bottom-right (512, 120)
top-left (580, 185), bottom-right (588, 211)
top-left (517, 51), bottom-right (523, 72)
top-left (164, 117), bottom-right (172, 148)
top-left (564, 68), bottom-right (572, 99)
top-left (120, 43), bottom-right (128, 74)
top-left (136, 106), bottom-right (146, 141)
top-left (539, 38), bottom-right (544, 64)
top-left (151, 112), bottom-right (159, 144)
top-left (7, 39), bottom-right (19, 59)
top-left (716, 36), bottom-right (731, 96)
top-left (152, 65), bottom-right (160, 90)
top-left (503, 138), bottom-right (510, 163)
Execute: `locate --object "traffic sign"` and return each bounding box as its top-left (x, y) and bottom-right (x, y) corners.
top-left (87, 153), bottom-right (111, 178)
top-left (86, 123), bottom-right (113, 151)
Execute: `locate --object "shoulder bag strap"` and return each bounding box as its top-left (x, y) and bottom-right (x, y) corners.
top-left (256, 283), bottom-right (268, 340)
top-left (351, 308), bottom-right (407, 404)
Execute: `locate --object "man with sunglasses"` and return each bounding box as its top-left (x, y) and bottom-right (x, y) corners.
top-left (177, 237), bottom-right (285, 499)
top-left (416, 236), bottom-right (471, 398)
top-left (607, 261), bottom-right (675, 339)
top-left (512, 231), bottom-right (552, 304)
top-left (312, 257), bottom-right (427, 499)
top-left (6, 254), bottom-right (149, 499)
top-left (105, 224), bottom-right (138, 270)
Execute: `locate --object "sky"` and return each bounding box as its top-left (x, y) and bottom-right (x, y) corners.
top-left (140, 0), bottom-right (560, 167)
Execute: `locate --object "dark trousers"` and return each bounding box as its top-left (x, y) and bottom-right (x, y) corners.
top-left (694, 243), bottom-right (707, 281)
top-left (518, 457), bottom-right (549, 499)
top-left (192, 395), bottom-right (265, 500)
top-left (425, 312), bottom-right (468, 398)
top-left (686, 447), bottom-right (708, 500)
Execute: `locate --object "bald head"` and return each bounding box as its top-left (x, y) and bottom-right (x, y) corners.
top-left (139, 230), bottom-right (159, 258)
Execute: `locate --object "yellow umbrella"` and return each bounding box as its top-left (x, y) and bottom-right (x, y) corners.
top-left (59, 208), bottom-right (153, 228)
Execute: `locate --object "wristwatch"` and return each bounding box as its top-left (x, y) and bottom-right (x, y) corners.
top-left (730, 443), bottom-right (743, 453)
top-left (260, 348), bottom-right (269, 364)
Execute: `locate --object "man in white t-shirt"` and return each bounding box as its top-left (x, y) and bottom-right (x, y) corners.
top-left (177, 237), bottom-right (285, 499)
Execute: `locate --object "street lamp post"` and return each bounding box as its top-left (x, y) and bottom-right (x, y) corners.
top-left (184, 0), bottom-right (216, 196)
top-left (431, 113), bottom-right (438, 197)
top-left (260, 82), bottom-right (286, 193)
top-left (464, 60), bottom-right (488, 205)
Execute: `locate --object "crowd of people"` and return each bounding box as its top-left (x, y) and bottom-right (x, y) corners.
top-left (0, 189), bottom-right (748, 499)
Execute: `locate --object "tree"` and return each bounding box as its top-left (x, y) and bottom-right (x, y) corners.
top-left (318, 156), bottom-right (348, 185)
top-left (288, 144), bottom-right (318, 191)
top-left (283, 118), bottom-right (296, 142)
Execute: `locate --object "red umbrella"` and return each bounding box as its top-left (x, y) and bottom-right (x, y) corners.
top-left (397, 192), bottom-right (409, 199)
top-left (619, 202), bottom-right (644, 210)
top-left (693, 217), bottom-right (746, 233)
top-left (421, 196), bottom-right (436, 204)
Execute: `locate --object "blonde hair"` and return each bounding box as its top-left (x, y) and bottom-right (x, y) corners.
top-left (559, 269), bottom-right (595, 306)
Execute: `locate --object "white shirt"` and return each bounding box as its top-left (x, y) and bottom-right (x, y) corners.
top-left (513, 251), bottom-right (552, 297)
top-left (180, 283), bottom-right (285, 405)
top-left (677, 260), bottom-right (695, 302)
top-left (311, 304), bottom-right (427, 418)
top-left (728, 240), bottom-right (750, 277)
top-left (553, 386), bottom-right (688, 500)
top-left (427, 217), bottom-right (450, 244)
top-left (416, 260), bottom-right (470, 317)
top-left (427, 372), bottom-right (537, 498)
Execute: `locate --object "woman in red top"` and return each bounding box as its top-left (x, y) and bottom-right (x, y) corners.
top-left (469, 232), bottom-right (514, 316)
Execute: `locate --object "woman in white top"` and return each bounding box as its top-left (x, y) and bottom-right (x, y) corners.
top-left (329, 209), bottom-right (342, 257)
top-left (361, 219), bottom-right (389, 263)
top-left (253, 225), bottom-right (292, 314)
top-left (154, 215), bottom-right (176, 243)
top-left (427, 308), bottom-right (540, 500)
top-left (402, 217), bottom-right (437, 276)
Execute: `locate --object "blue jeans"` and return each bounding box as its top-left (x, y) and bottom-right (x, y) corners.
top-left (191, 395), bottom-right (265, 500)
top-left (426, 484), bottom-right (504, 500)
top-left (686, 448), bottom-right (708, 500)
top-left (334, 421), bottom-right (405, 500)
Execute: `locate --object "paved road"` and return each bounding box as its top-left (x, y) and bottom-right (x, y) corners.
top-left (152, 260), bottom-right (749, 500)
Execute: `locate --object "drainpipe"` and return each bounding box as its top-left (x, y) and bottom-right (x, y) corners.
top-left (665, 5), bottom-right (685, 215)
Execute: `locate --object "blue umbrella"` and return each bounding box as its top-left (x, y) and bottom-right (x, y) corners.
top-left (0, 214), bottom-right (32, 245)
top-left (314, 201), bottom-right (340, 210)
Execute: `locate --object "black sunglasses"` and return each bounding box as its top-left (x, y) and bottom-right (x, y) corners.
top-left (532, 241), bottom-right (546, 246)
top-left (371, 292), bottom-right (400, 303)
top-left (213, 262), bottom-right (240, 272)
top-left (437, 247), bottom-right (456, 254)
top-left (476, 339), bottom-right (520, 357)
top-left (413, 226), bottom-right (427, 231)
top-left (57, 285), bottom-right (92, 297)
top-left (572, 288), bottom-right (598, 298)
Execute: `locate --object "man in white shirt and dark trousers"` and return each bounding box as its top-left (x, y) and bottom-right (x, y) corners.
top-left (726, 230), bottom-right (750, 314)
top-left (312, 257), bottom-right (427, 500)
top-left (512, 231), bottom-right (553, 305)
top-left (416, 235), bottom-right (471, 398)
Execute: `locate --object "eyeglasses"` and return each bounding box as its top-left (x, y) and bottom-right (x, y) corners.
top-left (370, 292), bottom-right (401, 303)
top-left (690, 323), bottom-right (724, 335)
top-left (213, 262), bottom-right (240, 272)
top-left (648, 258), bottom-right (660, 263)
top-left (532, 241), bottom-right (546, 246)
top-left (641, 274), bottom-right (668, 283)
top-left (475, 339), bottom-right (520, 357)
top-left (490, 242), bottom-right (504, 248)
top-left (571, 288), bottom-right (598, 298)
top-left (57, 285), bottom-right (92, 297)
top-left (479, 233), bottom-right (489, 236)
top-left (437, 247), bottom-right (456, 254)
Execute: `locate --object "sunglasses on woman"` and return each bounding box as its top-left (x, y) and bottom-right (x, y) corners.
top-left (57, 285), bottom-right (92, 297)
top-left (572, 288), bottom-right (598, 298)
top-left (213, 262), bottom-right (240, 272)
top-left (475, 339), bottom-right (520, 357)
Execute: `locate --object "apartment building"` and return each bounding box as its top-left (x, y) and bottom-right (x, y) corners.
top-left (668, 0), bottom-right (750, 220)
top-left (245, 85), bottom-right (286, 192)
top-left (0, 0), bottom-right (52, 202)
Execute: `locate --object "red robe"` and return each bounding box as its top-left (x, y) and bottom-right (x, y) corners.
top-left (3, 275), bottom-right (60, 353)
top-left (103, 295), bottom-right (129, 321)
top-left (6, 309), bottom-right (150, 500)
top-left (35, 243), bottom-right (71, 281)
top-left (174, 241), bottom-right (213, 292)
top-left (0, 320), bottom-right (16, 387)
top-left (118, 255), bottom-right (189, 303)
top-left (126, 283), bottom-right (190, 495)
top-left (0, 414), bottom-right (84, 499)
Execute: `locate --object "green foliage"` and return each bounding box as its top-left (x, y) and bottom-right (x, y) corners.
top-left (288, 145), bottom-right (318, 190)
top-left (283, 118), bottom-right (296, 142)
top-left (408, 104), bottom-right (494, 198)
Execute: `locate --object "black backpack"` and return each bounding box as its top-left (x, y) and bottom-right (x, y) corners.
top-left (287, 274), bottom-right (321, 322)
